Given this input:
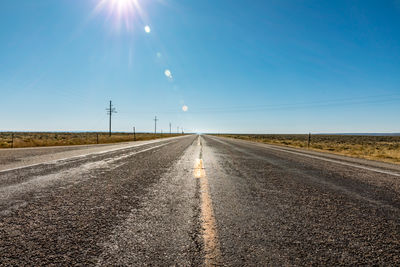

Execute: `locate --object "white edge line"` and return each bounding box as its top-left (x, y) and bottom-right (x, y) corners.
top-left (211, 136), bottom-right (400, 177)
top-left (0, 142), bottom-right (172, 197)
top-left (262, 146), bottom-right (400, 177)
top-left (0, 138), bottom-right (179, 174)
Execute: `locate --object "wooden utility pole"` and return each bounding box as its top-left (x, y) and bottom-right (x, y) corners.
top-left (154, 116), bottom-right (158, 134)
top-left (133, 126), bottom-right (136, 141)
top-left (308, 132), bottom-right (311, 148)
top-left (11, 133), bottom-right (14, 148)
top-left (169, 123), bottom-right (172, 134)
top-left (106, 101), bottom-right (117, 137)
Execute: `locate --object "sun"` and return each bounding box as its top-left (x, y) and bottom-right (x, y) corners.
top-left (94, 0), bottom-right (145, 31)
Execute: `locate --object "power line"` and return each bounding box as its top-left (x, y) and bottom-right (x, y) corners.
top-left (123, 93), bottom-right (400, 115)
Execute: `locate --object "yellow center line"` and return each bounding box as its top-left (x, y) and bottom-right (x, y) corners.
top-left (194, 155), bottom-right (222, 266)
top-left (194, 159), bottom-right (205, 178)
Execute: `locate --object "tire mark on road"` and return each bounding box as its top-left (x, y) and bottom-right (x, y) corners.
top-left (0, 142), bottom-right (173, 215)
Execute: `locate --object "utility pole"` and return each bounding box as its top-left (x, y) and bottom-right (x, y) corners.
top-left (106, 100), bottom-right (117, 137)
top-left (177, 126), bottom-right (179, 134)
top-left (169, 123), bottom-right (172, 134)
top-left (154, 116), bottom-right (158, 134)
top-left (133, 126), bottom-right (136, 141)
top-left (308, 132), bottom-right (311, 148)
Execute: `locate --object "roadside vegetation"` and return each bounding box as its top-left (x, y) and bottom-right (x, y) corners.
top-left (0, 132), bottom-right (183, 149)
top-left (220, 134), bottom-right (400, 164)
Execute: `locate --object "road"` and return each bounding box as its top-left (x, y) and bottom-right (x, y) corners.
top-left (1, 134), bottom-right (400, 265)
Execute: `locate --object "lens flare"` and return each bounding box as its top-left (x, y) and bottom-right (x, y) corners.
top-left (182, 105), bottom-right (188, 112)
top-left (144, 25), bottom-right (151, 33)
top-left (164, 69), bottom-right (173, 80)
top-left (94, 0), bottom-right (146, 31)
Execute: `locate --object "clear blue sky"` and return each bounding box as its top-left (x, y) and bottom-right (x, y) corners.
top-left (1, 0), bottom-right (399, 133)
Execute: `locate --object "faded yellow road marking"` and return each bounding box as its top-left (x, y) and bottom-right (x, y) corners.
top-left (194, 155), bottom-right (222, 266)
top-left (194, 159), bottom-right (205, 178)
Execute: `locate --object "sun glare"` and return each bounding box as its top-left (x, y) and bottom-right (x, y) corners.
top-left (95, 0), bottom-right (145, 31)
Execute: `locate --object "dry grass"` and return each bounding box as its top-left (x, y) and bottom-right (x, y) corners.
top-left (219, 134), bottom-right (400, 164)
top-left (0, 132), bottom-right (183, 149)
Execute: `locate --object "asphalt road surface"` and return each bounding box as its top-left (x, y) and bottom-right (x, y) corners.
top-left (1, 135), bottom-right (400, 266)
